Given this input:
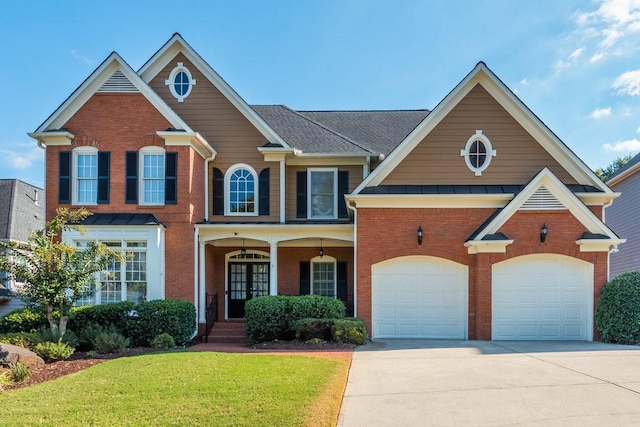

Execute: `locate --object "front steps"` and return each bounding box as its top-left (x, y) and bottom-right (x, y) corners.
top-left (205, 321), bottom-right (247, 344)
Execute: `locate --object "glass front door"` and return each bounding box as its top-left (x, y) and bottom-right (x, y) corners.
top-left (228, 262), bottom-right (270, 318)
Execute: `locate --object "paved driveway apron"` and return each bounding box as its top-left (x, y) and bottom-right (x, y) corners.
top-left (339, 340), bottom-right (640, 426)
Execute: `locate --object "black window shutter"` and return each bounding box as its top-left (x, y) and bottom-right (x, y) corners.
top-left (165, 152), bottom-right (177, 204)
top-left (58, 151), bottom-right (71, 204)
top-left (125, 151), bottom-right (138, 204)
top-left (97, 152), bottom-right (110, 204)
top-left (258, 168), bottom-right (270, 216)
top-left (212, 168), bottom-right (224, 216)
top-left (338, 171), bottom-right (349, 219)
top-left (296, 171), bottom-right (307, 218)
top-left (337, 261), bottom-right (348, 302)
top-left (300, 261), bottom-right (311, 295)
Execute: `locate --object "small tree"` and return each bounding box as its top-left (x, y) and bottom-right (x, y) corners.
top-left (595, 154), bottom-right (634, 182)
top-left (0, 208), bottom-right (122, 335)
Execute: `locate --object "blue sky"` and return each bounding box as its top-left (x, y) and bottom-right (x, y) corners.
top-left (2, 0), bottom-right (640, 188)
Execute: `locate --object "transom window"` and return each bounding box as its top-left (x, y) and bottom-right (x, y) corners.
top-left (460, 130), bottom-right (496, 176)
top-left (140, 147), bottom-right (165, 205)
top-left (76, 241), bottom-right (148, 305)
top-left (73, 147), bottom-right (98, 204)
top-left (311, 255), bottom-right (337, 298)
top-left (165, 62), bottom-right (196, 102)
top-left (308, 168), bottom-right (337, 219)
top-left (225, 164), bottom-right (258, 216)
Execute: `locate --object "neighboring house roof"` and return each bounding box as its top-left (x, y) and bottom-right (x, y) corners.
top-left (0, 179), bottom-right (43, 243)
top-left (353, 62), bottom-right (613, 195)
top-left (80, 213), bottom-right (166, 227)
top-left (607, 152), bottom-right (640, 186)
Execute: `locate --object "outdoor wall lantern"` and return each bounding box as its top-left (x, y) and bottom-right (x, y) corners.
top-left (417, 226), bottom-right (423, 245)
top-left (319, 239), bottom-right (324, 259)
top-left (241, 239), bottom-right (247, 257)
top-left (540, 224), bottom-right (548, 243)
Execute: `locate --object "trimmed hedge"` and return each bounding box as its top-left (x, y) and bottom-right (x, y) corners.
top-left (332, 318), bottom-right (367, 345)
top-left (0, 332), bottom-right (43, 350)
top-left (125, 300), bottom-right (196, 346)
top-left (596, 271), bottom-right (640, 344)
top-left (69, 302), bottom-right (135, 335)
top-left (245, 295), bottom-right (346, 343)
top-left (292, 318), bottom-right (334, 341)
top-left (0, 307), bottom-right (48, 333)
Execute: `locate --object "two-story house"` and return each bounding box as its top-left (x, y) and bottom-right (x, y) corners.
top-left (29, 34), bottom-right (622, 340)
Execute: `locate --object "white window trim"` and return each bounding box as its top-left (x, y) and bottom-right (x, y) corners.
top-left (139, 146), bottom-right (166, 206)
top-left (72, 146), bottom-right (98, 206)
top-left (310, 255), bottom-right (337, 298)
top-left (224, 163), bottom-right (259, 216)
top-left (460, 130), bottom-right (497, 176)
top-left (164, 62), bottom-right (196, 102)
top-left (307, 168), bottom-right (338, 219)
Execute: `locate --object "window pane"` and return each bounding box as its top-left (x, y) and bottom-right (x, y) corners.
top-left (312, 262), bottom-right (336, 297)
top-left (228, 168), bottom-right (255, 214)
top-left (76, 153), bottom-right (98, 203)
top-left (143, 154), bottom-right (165, 204)
top-left (310, 171), bottom-right (335, 217)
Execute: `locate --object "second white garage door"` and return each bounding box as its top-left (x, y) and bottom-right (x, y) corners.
top-left (492, 254), bottom-right (593, 340)
top-left (372, 256), bottom-right (468, 339)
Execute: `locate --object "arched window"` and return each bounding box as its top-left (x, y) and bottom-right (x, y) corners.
top-left (225, 164), bottom-right (258, 215)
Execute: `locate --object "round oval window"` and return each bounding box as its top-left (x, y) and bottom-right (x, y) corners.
top-left (469, 140), bottom-right (487, 168)
top-left (174, 71), bottom-right (190, 96)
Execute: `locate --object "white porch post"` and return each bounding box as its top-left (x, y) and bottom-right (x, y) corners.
top-left (270, 242), bottom-right (278, 295)
top-left (199, 243), bottom-right (206, 324)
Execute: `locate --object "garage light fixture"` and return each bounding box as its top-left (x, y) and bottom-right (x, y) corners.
top-left (540, 224), bottom-right (547, 243)
top-left (417, 226), bottom-right (423, 245)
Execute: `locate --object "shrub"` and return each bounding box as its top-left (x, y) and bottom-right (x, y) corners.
top-left (596, 271), bottom-right (640, 344)
top-left (0, 332), bottom-right (43, 350)
top-left (93, 332), bottom-right (129, 354)
top-left (69, 302), bottom-right (135, 335)
top-left (77, 323), bottom-right (118, 351)
top-left (10, 362), bottom-right (30, 382)
top-left (245, 296), bottom-right (288, 343)
top-left (125, 300), bottom-right (196, 346)
top-left (0, 372), bottom-right (10, 391)
top-left (37, 327), bottom-right (79, 349)
top-left (35, 339), bottom-right (75, 362)
top-left (331, 318), bottom-right (367, 345)
top-left (287, 295), bottom-right (346, 322)
top-left (151, 333), bottom-right (175, 349)
top-left (0, 306), bottom-right (48, 333)
top-left (292, 318), bottom-right (334, 341)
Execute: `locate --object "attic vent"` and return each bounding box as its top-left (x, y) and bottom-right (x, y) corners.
top-left (520, 185), bottom-right (566, 210)
top-left (97, 70), bottom-right (138, 93)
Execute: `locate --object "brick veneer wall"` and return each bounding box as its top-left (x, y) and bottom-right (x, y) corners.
top-left (356, 207), bottom-right (608, 340)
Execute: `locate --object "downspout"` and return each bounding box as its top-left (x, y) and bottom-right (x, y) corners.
top-left (192, 226), bottom-right (199, 339)
top-left (37, 139), bottom-right (46, 221)
top-left (203, 152), bottom-right (217, 221)
top-left (346, 198), bottom-right (358, 318)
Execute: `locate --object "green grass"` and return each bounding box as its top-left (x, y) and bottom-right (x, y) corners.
top-left (0, 351), bottom-right (348, 426)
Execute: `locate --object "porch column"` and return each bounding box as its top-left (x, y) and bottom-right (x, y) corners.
top-left (199, 243), bottom-right (206, 324)
top-left (270, 242), bottom-right (278, 295)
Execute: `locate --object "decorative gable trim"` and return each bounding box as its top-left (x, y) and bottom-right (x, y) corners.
top-left (353, 62), bottom-right (612, 196)
top-left (32, 52), bottom-right (191, 135)
top-left (465, 168), bottom-right (624, 253)
top-left (138, 33), bottom-right (290, 148)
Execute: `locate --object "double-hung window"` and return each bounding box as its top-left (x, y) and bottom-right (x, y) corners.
top-left (73, 147), bottom-right (98, 205)
top-left (225, 164), bottom-right (258, 215)
top-left (311, 255), bottom-right (337, 298)
top-left (141, 147), bottom-right (165, 205)
top-left (308, 168), bottom-right (337, 219)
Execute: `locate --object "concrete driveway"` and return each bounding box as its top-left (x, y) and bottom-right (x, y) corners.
top-left (339, 340), bottom-right (640, 426)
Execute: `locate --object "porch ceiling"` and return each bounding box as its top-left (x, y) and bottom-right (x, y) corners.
top-left (196, 223), bottom-right (354, 246)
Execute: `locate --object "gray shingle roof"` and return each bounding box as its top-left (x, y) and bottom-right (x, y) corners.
top-left (0, 180), bottom-right (44, 242)
top-left (251, 105), bottom-right (430, 156)
top-left (80, 213), bottom-right (166, 227)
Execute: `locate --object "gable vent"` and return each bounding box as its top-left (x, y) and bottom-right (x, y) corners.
top-left (97, 70), bottom-right (138, 93)
top-left (520, 185), bottom-right (566, 210)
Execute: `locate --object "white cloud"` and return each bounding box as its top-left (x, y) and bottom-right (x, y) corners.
top-left (0, 146), bottom-right (43, 170)
top-left (603, 138), bottom-right (640, 152)
top-left (520, 78), bottom-right (529, 86)
top-left (569, 47), bottom-right (585, 59)
top-left (589, 52), bottom-right (606, 62)
top-left (637, 125), bottom-right (640, 132)
top-left (590, 107), bottom-right (612, 118)
top-left (612, 69), bottom-right (640, 95)
top-left (70, 49), bottom-right (93, 65)
top-left (554, 60), bottom-right (570, 70)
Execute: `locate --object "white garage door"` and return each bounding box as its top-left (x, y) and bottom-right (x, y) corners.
top-left (492, 254), bottom-right (593, 340)
top-left (372, 256), bottom-right (467, 339)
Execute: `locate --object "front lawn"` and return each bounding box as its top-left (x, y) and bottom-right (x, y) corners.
top-left (0, 351), bottom-right (351, 426)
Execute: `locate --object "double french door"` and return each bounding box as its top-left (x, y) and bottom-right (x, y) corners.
top-left (227, 262), bottom-right (270, 318)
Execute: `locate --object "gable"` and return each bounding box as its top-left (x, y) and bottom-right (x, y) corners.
top-left (381, 85), bottom-right (576, 186)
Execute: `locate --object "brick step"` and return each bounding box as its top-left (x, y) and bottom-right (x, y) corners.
top-left (212, 322), bottom-right (246, 330)
top-left (208, 329), bottom-right (247, 337)
top-left (205, 335), bottom-right (248, 344)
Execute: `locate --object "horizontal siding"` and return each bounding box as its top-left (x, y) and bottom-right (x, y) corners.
top-left (286, 165), bottom-right (362, 221)
top-left (382, 84), bottom-right (577, 186)
top-left (608, 177), bottom-right (640, 277)
top-left (0, 298), bottom-right (24, 318)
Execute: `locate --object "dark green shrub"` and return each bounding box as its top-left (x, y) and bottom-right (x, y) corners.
top-left (10, 362), bottom-right (30, 382)
top-left (35, 339), bottom-right (74, 362)
top-left (596, 271), bottom-right (640, 344)
top-left (245, 296), bottom-right (288, 343)
top-left (77, 323), bottom-right (118, 351)
top-left (331, 318), bottom-right (367, 345)
top-left (287, 295), bottom-right (346, 322)
top-left (151, 333), bottom-right (175, 349)
top-left (0, 332), bottom-right (42, 350)
top-left (93, 332), bottom-right (129, 354)
top-left (37, 327), bottom-right (79, 349)
top-left (69, 302), bottom-right (135, 335)
top-left (125, 300), bottom-right (195, 346)
top-left (292, 318), bottom-right (335, 341)
top-left (0, 306), bottom-right (48, 333)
